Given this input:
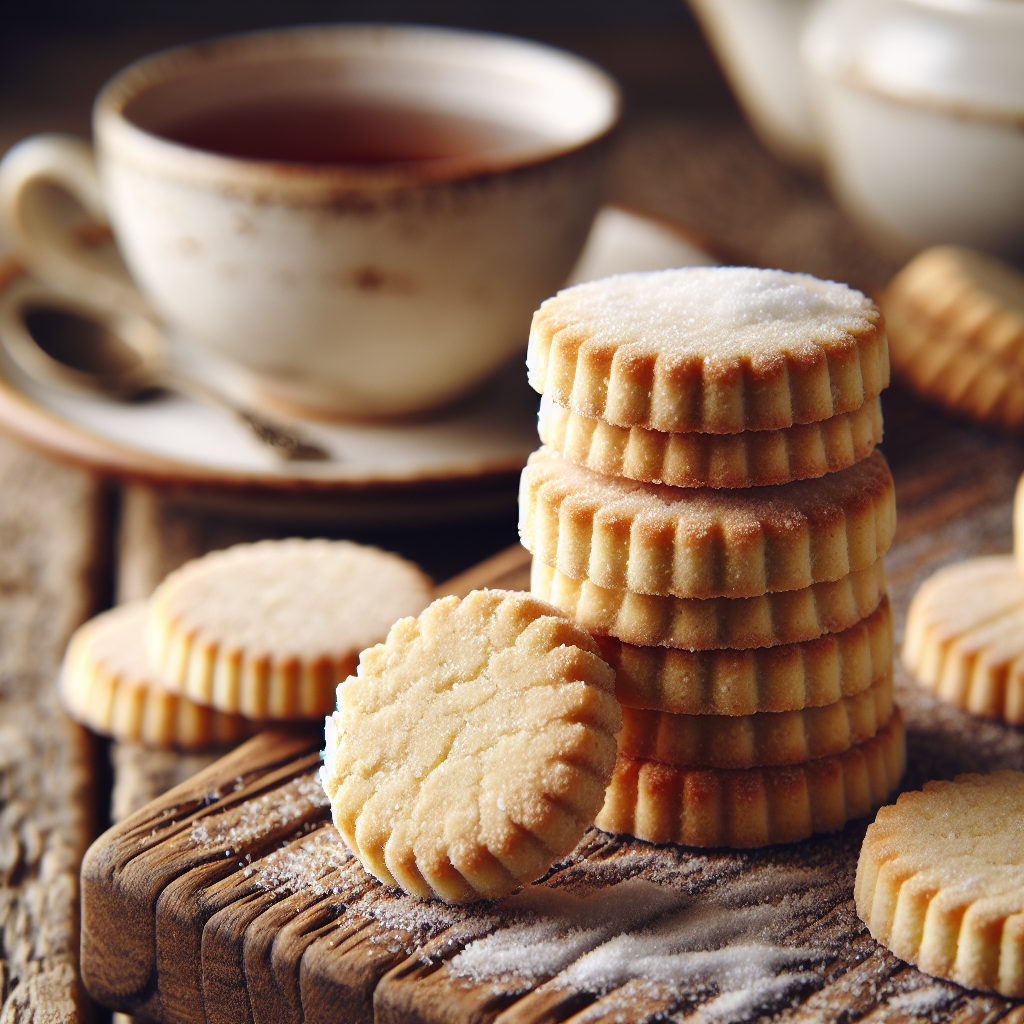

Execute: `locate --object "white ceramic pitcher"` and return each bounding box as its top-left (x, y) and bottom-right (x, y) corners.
top-left (687, 0), bottom-right (1024, 258)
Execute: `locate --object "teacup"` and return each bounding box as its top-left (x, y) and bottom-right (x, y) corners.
top-left (0, 25), bottom-right (620, 417)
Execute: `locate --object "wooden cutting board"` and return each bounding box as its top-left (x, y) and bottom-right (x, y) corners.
top-left (79, 387), bottom-right (1024, 1024)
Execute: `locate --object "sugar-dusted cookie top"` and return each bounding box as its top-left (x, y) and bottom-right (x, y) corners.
top-left (147, 538), bottom-right (434, 719)
top-left (321, 589), bottom-right (621, 904)
top-left (528, 267), bottom-right (888, 433)
top-left (520, 446), bottom-right (896, 599)
top-left (856, 770), bottom-right (1024, 997)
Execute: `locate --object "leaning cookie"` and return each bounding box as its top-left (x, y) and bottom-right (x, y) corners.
top-left (538, 393), bottom-right (883, 489)
top-left (60, 603), bottom-right (254, 749)
top-left (597, 709), bottom-right (905, 848)
top-left (856, 771), bottom-right (1024, 998)
top-left (321, 589), bottom-right (622, 904)
top-left (146, 539), bottom-right (434, 719)
top-left (520, 447), bottom-right (896, 600)
top-left (528, 267), bottom-right (888, 434)
top-left (903, 555), bottom-right (1024, 724)
top-left (532, 557), bottom-right (887, 651)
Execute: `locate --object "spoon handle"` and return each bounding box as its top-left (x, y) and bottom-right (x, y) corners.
top-left (161, 367), bottom-right (331, 462)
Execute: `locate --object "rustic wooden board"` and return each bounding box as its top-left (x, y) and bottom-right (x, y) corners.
top-left (80, 387), bottom-right (1024, 1024)
top-left (0, 432), bottom-right (110, 1024)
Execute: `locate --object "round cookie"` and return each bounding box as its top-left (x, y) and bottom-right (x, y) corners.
top-left (596, 709), bottom-right (905, 849)
top-left (886, 301), bottom-right (1024, 432)
top-left (619, 670), bottom-right (894, 770)
top-left (885, 245), bottom-right (1024, 369)
top-left (147, 539), bottom-right (434, 719)
top-left (903, 555), bottom-right (1024, 724)
top-left (856, 770), bottom-right (1024, 998)
top-left (320, 589), bottom-right (622, 904)
top-left (532, 557), bottom-right (887, 651)
top-left (538, 393), bottom-right (883, 489)
top-left (600, 596), bottom-right (893, 716)
top-left (60, 603), bottom-right (253, 749)
top-left (527, 267), bottom-right (888, 434)
top-left (519, 446), bottom-right (896, 600)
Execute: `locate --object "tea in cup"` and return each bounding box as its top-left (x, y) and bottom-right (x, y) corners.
top-left (0, 25), bottom-right (620, 417)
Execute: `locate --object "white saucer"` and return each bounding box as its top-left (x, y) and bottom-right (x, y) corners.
top-left (0, 207), bottom-right (714, 521)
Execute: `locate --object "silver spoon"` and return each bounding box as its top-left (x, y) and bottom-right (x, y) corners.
top-left (0, 278), bottom-right (331, 461)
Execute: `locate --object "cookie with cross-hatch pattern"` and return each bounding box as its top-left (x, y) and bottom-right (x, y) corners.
top-left (321, 589), bottom-right (622, 904)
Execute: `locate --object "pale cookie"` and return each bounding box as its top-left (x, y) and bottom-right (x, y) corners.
top-left (601, 595), bottom-right (893, 716)
top-left (596, 708), bottom-right (905, 849)
top-left (885, 245), bottom-right (1024, 369)
top-left (619, 670), bottom-right (894, 769)
top-left (520, 447), bottom-right (895, 600)
top-left (60, 603), bottom-right (253, 749)
top-left (903, 555), bottom-right (1024, 724)
top-left (856, 770), bottom-right (1024, 998)
top-left (320, 589), bottom-right (622, 904)
top-left (532, 557), bottom-right (887, 651)
top-left (538, 392), bottom-right (883, 488)
top-left (147, 539), bottom-right (434, 719)
top-left (886, 299), bottom-right (1024, 432)
top-left (527, 267), bottom-right (887, 434)
top-left (1013, 473), bottom-right (1024, 578)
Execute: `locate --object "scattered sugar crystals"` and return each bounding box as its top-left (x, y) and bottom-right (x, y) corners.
top-left (446, 860), bottom-right (853, 1023)
top-left (246, 827), bottom-right (351, 893)
top-left (187, 772), bottom-right (329, 852)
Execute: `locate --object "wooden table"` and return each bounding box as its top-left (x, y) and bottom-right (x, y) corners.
top-left (1, 22), bottom-right (1019, 1024)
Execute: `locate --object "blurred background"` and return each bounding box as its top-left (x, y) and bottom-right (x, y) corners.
top-left (0, 1), bottom-right (730, 146)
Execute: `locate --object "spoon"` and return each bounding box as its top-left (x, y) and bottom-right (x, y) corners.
top-left (0, 278), bottom-right (330, 461)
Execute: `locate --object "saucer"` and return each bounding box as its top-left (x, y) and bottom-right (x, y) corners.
top-left (0, 207), bottom-right (715, 522)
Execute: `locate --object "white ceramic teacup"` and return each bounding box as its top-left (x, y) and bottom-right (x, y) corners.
top-left (0, 25), bottom-right (620, 418)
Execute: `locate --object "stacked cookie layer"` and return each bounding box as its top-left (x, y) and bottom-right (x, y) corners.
top-left (59, 538), bottom-right (433, 749)
top-left (520, 267), bottom-right (905, 848)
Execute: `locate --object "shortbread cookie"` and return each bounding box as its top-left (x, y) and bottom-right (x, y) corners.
top-left (856, 770), bottom-right (1024, 997)
top-left (602, 595), bottom-right (893, 716)
top-left (1013, 473), bottom-right (1024, 578)
top-left (60, 603), bottom-right (253, 749)
top-left (528, 267), bottom-right (887, 434)
top-left (520, 447), bottom-right (895, 600)
top-left (321, 589), bottom-right (621, 904)
top-left (903, 555), bottom-right (1024, 724)
top-left (619, 670), bottom-right (894, 769)
top-left (538, 393), bottom-right (883, 488)
top-left (596, 708), bottom-right (905, 848)
top-left (886, 300), bottom-right (1024, 432)
top-left (147, 539), bottom-right (434, 719)
top-left (886, 245), bottom-right (1024, 369)
top-left (532, 557), bottom-right (886, 651)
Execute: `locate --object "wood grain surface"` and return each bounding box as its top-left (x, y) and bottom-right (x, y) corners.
top-left (0, 433), bottom-right (109, 1024)
top-left (80, 386), bottom-right (1024, 1023)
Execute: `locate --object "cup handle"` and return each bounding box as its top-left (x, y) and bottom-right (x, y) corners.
top-left (0, 134), bottom-right (151, 316)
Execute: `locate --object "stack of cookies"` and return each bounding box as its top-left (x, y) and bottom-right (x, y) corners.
top-left (59, 538), bottom-right (433, 749)
top-left (519, 266), bottom-right (906, 848)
